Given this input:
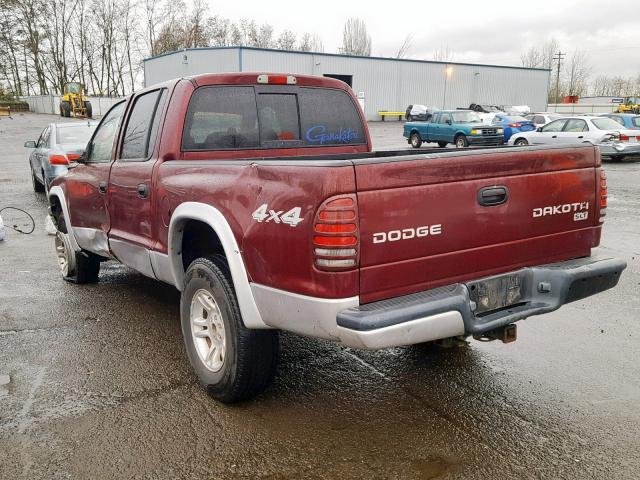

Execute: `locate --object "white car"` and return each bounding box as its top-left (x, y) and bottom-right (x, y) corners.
top-left (525, 112), bottom-right (563, 127)
top-left (508, 116), bottom-right (640, 160)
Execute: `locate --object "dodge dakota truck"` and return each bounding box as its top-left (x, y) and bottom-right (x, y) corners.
top-left (404, 109), bottom-right (505, 148)
top-left (48, 73), bottom-right (626, 403)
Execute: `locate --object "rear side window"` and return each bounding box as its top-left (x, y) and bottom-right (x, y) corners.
top-left (183, 86), bottom-right (259, 150)
top-left (563, 119), bottom-right (588, 132)
top-left (121, 90), bottom-right (163, 159)
top-left (298, 88), bottom-right (365, 146)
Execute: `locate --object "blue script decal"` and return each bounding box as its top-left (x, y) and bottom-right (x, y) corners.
top-left (305, 125), bottom-right (360, 144)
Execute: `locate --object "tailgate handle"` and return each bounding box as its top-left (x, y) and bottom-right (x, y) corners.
top-left (478, 186), bottom-right (508, 206)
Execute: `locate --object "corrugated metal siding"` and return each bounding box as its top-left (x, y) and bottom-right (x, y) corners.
top-left (144, 48), bottom-right (550, 119)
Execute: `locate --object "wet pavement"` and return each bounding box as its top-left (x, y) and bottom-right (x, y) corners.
top-left (1, 113), bottom-right (639, 479)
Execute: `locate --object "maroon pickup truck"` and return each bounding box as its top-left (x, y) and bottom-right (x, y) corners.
top-left (48, 73), bottom-right (626, 403)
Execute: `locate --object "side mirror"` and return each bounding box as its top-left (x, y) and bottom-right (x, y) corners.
top-left (536, 127), bottom-right (543, 132)
top-left (24, 140), bottom-right (36, 148)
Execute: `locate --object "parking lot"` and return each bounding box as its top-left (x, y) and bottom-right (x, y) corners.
top-left (1, 113), bottom-right (639, 479)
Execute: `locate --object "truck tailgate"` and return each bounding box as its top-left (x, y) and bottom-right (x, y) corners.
top-left (354, 145), bottom-right (602, 303)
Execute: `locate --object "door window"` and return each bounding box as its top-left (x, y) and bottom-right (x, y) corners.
top-left (439, 113), bottom-right (451, 124)
top-left (541, 119), bottom-right (567, 133)
top-left (87, 102), bottom-right (126, 163)
top-left (37, 127), bottom-right (50, 148)
top-left (563, 119), bottom-right (588, 132)
top-left (120, 90), bottom-right (164, 160)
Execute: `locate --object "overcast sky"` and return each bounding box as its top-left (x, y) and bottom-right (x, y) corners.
top-left (212, 0), bottom-right (640, 78)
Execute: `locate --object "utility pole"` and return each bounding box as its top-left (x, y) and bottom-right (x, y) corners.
top-left (553, 51), bottom-right (565, 112)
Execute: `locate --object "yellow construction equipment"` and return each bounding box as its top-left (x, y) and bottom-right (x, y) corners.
top-left (616, 96), bottom-right (640, 114)
top-left (59, 82), bottom-right (93, 118)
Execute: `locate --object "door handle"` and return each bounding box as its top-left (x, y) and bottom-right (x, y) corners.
top-left (551, 135), bottom-right (558, 138)
top-left (578, 136), bottom-right (584, 139)
top-left (478, 186), bottom-right (509, 206)
top-left (99, 181), bottom-right (107, 194)
top-left (137, 183), bottom-right (148, 198)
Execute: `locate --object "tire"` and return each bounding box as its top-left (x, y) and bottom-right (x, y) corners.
top-left (410, 132), bottom-right (423, 148)
top-left (181, 255), bottom-right (279, 403)
top-left (31, 167), bottom-right (45, 193)
top-left (61, 101), bottom-right (71, 118)
top-left (514, 138), bottom-right (528, 146)
top-left (406, 114), bottom-right (413, 121)
top-left (455, 135), bottom-right (469, 148)
top-left (54, 212), bottom-right (100, 284)
top-left (84, 101), bottom-right (93, 118)
top-left (42, 170), bottom-right (50, 197)
top-left (437, 141), bottom-right (447, 148)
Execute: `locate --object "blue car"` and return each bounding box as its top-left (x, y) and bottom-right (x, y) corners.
top-left (600, 113), bottom-right (640, 130)
top-left (492, 114), bottom-right (536, 141)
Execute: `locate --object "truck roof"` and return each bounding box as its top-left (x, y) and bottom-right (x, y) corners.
top-left (184, 72), bottom-right (353, 91)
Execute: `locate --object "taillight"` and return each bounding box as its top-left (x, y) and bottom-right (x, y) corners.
top-left (48, 154), bottom-right (69, 165)
top-left (619, 134), bottom-right (629, 141)
top-left (599, 169), bottom-right (607, 223)
top-left (508, 123), bottom-right (522, 128)
top-left (257, 74), bottom-right (297, 85)
top-left (313, 194), bottom-right (359, 270)
top-left (67, 153), bottom-right (81, 161)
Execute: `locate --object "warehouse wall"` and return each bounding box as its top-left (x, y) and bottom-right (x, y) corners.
top-left (144, 47), bottom-right (550, 120)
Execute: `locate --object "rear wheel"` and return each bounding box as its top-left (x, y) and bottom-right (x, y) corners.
top-left (514, 138), bottom-right (529, 146)
top-left (84, 101), bottom-right (93, 118)
top-left (410, 132), bottom-right (423, 148)
top-left (455, 135), bottom-right (468, 148)
top-left (181, 256), bottom-right (279, 403)
top-left (437, 141), bottom-right (447, 148)
top-left (60, 101), bottom-right (71, 117)
top-left (31, 167), bottom-right (45, 193)
top-left (54, 212), bottom-right (100, 283)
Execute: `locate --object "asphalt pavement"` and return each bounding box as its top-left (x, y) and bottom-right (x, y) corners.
top-left (1, 113), bottom-right (639, 479)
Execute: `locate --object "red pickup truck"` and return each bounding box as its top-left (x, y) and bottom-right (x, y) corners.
top-left (48, 73), bottom-right (626, 403)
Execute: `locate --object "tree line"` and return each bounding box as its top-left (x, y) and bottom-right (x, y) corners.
top-left (0, 0), bottom-right (373, 97)
top-left (520, 38), bottom-right (640, 101)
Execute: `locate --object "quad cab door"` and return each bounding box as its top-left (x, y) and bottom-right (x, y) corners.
top-left (64, 101), bottom-right (126, 257)
top-left (556, 118), bottom-right (589, 144)
top-left (107, 88), bottom-right (168, 278)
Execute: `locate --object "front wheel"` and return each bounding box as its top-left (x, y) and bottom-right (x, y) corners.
top-left (514, 138), bottom-right (528, 146)
top-left (84, 101), bottom-right (93, 118)
top-left (410, 132), bottom-right (423, 148)
top-left (455, 135), bottom-right (469, 148)
top-left (181, 256), bottom-right (279, 403)
top-left (437, 141), bottom-right (447, 148)
top-left (31, 167), bottom-right (45, 193)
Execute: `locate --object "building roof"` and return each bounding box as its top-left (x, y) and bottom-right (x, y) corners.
top-left (143, 46), bottom-right (550, 72)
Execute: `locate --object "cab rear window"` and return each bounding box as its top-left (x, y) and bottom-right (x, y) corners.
top-left (182, 86), bottom-right (365, 151)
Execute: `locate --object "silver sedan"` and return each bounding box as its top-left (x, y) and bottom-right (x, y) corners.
top-left (25, 121), bottom-right (98, 194)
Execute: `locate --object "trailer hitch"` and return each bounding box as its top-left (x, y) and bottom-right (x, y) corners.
top-left (473, 324), bottom-right (517, 343)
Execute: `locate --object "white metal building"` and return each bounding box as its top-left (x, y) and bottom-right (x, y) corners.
top-left (144, 47), bottom-right (550, 121)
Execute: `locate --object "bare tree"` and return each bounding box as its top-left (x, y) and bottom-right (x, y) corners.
top-left (432, 44), bottom-right (453, 62)
top-left (298, 32), bottom-right (324, 52)
top-left (396, 34), bottom-right (413, 59)
top-left (341, 18), bottom-right (371, 56)
top-left (564, 49), bottom-right (591, 96)
top-left (276, 30), bottom-right (296, 50)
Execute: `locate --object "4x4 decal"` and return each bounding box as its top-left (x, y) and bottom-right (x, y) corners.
top-left (252, 204), bottom-right (304, 227)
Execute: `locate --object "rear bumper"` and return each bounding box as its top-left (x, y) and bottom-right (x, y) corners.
top-left (598, 142), bottom-right (640, 160)
top-left (335, 256), bottom-right (626, 349)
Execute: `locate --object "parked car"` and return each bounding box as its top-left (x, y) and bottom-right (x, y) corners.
top-left (404, 110), bottom-right (504, 148)
top-left (508, 116), bottom-right (640, 161)
top-left (405, 104), bottom-right (432, 121)
top-left (526, 112), bottom-right (563, 127)
top-left (491, 114), bottom-right (536, 141)
top-left (600, 113), bottom-right (640, 130)
top-left (25, 121), bottom-right (98, 193)
top-left (48, 73), bottom-right (625, 403)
